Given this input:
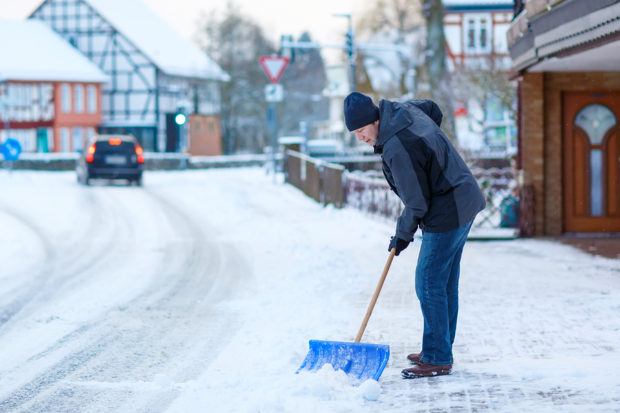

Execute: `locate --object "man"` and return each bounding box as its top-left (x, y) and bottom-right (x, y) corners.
top-left (343, 92), bottom-right (485, 379)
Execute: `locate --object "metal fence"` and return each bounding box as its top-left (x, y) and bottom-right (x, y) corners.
top-left (284, 151), bottom-right (520, 233)
top-left (470, 166), bottom-right (518, 229)
top-left (284, 150), bottom-right (345, 207)
top-left (343, 172), bottom-right (402, 220)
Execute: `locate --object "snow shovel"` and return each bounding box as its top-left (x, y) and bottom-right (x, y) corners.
top-left (297, 248), bottom-right (396, 382)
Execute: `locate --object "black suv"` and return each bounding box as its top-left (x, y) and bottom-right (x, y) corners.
top-left (77, 134), bottom-right (144, 185)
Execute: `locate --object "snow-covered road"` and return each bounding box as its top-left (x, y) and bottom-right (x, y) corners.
top-left (0, 171), bottom-right (250, 411)
top-left (0, 169), bottom-right (619, 412)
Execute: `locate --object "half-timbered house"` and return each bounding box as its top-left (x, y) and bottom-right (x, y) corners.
top-left (443, 0), bottom-right (513, 69)
top-left (30, 0), bottom-right (229, 153)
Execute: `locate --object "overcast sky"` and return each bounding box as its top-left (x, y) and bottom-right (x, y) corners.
top-left (0, 0), bottom-right (366, 64)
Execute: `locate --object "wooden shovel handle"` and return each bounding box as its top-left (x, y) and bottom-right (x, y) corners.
top-left (355, 248), bottom-right (397, 343)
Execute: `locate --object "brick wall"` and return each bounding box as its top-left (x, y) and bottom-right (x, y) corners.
top-left (519, 71), bottom-right (620, 235)
top-left (543, 72), bottom-right (563, 235)
top-left (53, 82), bottom-right (103, 152)
top-left (520, 72), bottom-right (545, 235)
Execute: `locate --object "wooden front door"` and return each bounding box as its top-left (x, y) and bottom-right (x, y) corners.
top-left (564, 92), bottom-right (620, 232)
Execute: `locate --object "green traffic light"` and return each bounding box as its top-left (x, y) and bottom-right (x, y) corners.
top-left (175, 113), bottom-right (187, 125)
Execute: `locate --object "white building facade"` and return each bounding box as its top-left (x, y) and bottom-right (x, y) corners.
top-left (442, 0), bottom-right (516, 156)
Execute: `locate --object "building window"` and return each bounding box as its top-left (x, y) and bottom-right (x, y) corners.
top-left (74, 84), bottom-right (84, 113)
top-left (480, 19), bottom-right (488, 49)
top-left (465, 15), bottom-right (492, 54)
top-left (60, 128), bottom-right (70, 152)
top-left (87, 85), bottom-right (97, 113)
top-left (46, 128), bottom-right (54, 152)
top-left (484, 98), bottom-right (517, 155)
top-left (40, 84), bottom-right (54, 120)
top-left (72, 127), bottom-right (84, 152)
top-left (575, 103), bottom-right (617, 217)
top-left (467, 19), bottom-right (475, 49)
top-left (86, 127), bottom-right (96, 143)
top-left (61, 83), bottom-right (71, 113)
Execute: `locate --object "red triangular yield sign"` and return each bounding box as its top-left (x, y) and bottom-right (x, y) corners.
top-left (259, 56), bottom-right (290, 83)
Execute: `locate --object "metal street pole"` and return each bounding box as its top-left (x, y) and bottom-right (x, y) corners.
top-left (267, 102), bottom-right (278, 182)
top-left (259, 56), bottom-right (288, 182)
top-left (333, 13), bottom-right (356, 92)
top-left (281, 14), bottom-right (361, 92)
top-left (280, 15), bottom-right (413, 94)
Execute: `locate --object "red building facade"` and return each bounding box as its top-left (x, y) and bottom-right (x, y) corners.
top-left (1, 80), bottom-right (103, 152)
top-left (52, 81), bottom-right (103, 152)
top-left (0, 18), bottom-right (107, 153)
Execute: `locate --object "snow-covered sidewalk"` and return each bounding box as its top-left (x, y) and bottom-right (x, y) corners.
top-left (0, 169), bottom-right (618, 412)
top-left (155, 169), bottom-right (620, 413)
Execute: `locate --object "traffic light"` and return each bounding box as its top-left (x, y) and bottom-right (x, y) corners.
top-left (345, 29), bottom-right (354, 57)
top-left (174, 107), bottom-right (187, 126)
top-left (279, 34), bottom-right (295, 63)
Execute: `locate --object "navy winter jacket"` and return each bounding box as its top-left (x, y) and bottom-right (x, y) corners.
top-left (374, 99), bottom-right (486, 240)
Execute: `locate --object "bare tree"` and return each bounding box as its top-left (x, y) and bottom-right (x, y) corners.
top-left (355, 0), bottom-right (425, 98)
top-left (452, 61), bottom-right (517, 131)
top-left (451, 57), bottom-right (517, 154)
top-left (197, 2), bottom-right (276, 153)
top-left (420, 0), bottom-right (457, 142)
top-left (357, 0), bottom-right (424, 37)
top-left (279, 32), bottom-right (328, 137)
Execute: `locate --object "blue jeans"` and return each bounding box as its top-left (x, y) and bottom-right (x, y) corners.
top-left (415, 221), bottom-right (473, 366)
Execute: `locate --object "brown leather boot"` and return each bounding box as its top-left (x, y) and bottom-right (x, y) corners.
top-left (401, 360), bottom-right (452, 379)
top-left (407, 352), bottom-right (423, 364)
top-left (408, 352), bottom-right (453, 365)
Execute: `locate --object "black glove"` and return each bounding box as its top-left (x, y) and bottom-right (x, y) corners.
top-left (388, 236), bottom-right (410, 256)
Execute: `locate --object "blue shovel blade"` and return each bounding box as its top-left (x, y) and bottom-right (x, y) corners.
top-left (297, 340), bottom-right (390, 382)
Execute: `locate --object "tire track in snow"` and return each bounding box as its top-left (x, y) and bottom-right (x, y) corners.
top-left (0, 186), bottom-right (140, 412)
top-left (0, 183), bottom-right (251, 413)
top-left (0, 187), bottom-right (125, 331)
top-left (0, 206), bottom-right (54, 327)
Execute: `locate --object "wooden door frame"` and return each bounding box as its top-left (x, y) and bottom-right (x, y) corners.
top-left (563, 92), bottom-right (620, 232)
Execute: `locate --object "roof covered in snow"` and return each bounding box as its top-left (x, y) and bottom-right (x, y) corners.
top-left (84, 0), bottom-right (229, 81)
top-left (443, 0), bottom-right (513, 5)
top-left (443, 0), bottom-right (513, 11)
top-left (0, 19), bottom-right (108, 83)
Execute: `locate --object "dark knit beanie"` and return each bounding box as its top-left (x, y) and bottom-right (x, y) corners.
top-left (344, 92), bottom-right (379, 131)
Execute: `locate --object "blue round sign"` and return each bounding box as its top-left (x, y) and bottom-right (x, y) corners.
top-left (1, 138), bottom-right (22, 161)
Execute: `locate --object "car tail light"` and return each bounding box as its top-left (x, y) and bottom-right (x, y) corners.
top-left (86, 144), bottom-right (95, 163)
top-left (109, 138), bottom-right (122, 146)
top-left (136, 145), bottom-right (144, 163)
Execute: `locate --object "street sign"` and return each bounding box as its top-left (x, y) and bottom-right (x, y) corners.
top-left (259, 56), bottom-right (290, 83)
top-left (1, 138), bottom-right (22, 161)
top-left (265, 84), bottom-right (284, 102)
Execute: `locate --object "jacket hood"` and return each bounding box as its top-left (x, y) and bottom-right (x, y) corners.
top-left (374, 99), bottom-right (444, 152)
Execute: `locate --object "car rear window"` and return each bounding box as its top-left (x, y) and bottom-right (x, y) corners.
top-left (94, 140), bottom-right (135, 153)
